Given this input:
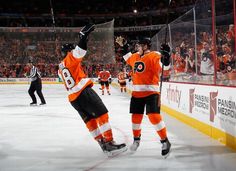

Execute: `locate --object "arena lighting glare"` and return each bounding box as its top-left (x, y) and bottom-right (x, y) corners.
top-left (133, 9), bottom-right (137, 13)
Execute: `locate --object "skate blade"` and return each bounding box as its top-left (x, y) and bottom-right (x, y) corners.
top-left (39, 104), bottom-right (46, 107)
top-left (162, 148), bottom-right (171, 159)
top-left (105, 146), bottom-right (128, 157)
top-left (129, 145), bottom-right (139, 152)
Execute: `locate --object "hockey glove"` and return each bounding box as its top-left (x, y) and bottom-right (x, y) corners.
top-left (78, 23), bottom-right (95, 50)
top-left (80, 23), bottom-right (95, 37)
top-left (115, 36), bottom-right (125, 47)
top-left (116, 36), bottom-right (131, 55)
top-left (160, 44), bottom-right (171, 66)
top-left (108, 78), bottom-right (112, 84)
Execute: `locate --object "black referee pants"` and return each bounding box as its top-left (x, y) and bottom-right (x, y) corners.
top-left (28, 78), bottom-right (46, 104)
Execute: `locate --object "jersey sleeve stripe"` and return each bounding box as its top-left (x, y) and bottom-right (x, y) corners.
top-left (123, 52), bottom-right (132, 61)
top-left (72, 45), bottom-right (87, 58)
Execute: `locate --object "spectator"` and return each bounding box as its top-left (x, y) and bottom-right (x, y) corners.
top-left (200, 41), bottom-right (214, 75)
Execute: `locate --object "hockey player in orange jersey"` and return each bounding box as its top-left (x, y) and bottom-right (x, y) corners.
top-left (98, 68), bottom-right (111, 95)
top-left (116, 36), bottom-right (171, 158)
top-left (58, 24), bottom-right (127, 156)
top-left (117, 68), bottom-right (128, 93)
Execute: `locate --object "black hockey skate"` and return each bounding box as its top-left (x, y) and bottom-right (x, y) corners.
top-left (160, 138), bottom-right (171, 158)
top-left (129, 137), bottom-right (140, 152)
top-left (30, 102), bottom-right (37, 106)
top-left (98, 139), bottom-right (127, 157)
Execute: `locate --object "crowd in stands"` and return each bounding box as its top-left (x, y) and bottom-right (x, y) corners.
top-left (0, 0), bottom-right (235, 86)
top-left (0, 32), bottom-right (125, 78)
top-left (168, 23), bottom-right (235, 85)
top-left (0, 23), bottom-right (235, 86)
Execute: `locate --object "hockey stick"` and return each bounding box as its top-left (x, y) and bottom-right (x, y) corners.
top-left (49, 0), bottom-right (56, 29)
top-left (49, 0), bottom-right (59, 63)
top-left (160, 0), bottom-right (172, 94)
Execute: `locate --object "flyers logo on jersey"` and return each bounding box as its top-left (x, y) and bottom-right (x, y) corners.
top-left (134, 62), bottom-right (145, 73)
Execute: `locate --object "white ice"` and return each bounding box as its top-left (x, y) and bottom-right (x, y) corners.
top-left (0, 84), bottom-right (236, 171)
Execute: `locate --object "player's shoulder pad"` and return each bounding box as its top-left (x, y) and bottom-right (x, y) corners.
top-left (153, 51), bottom-right (161, 56)
top-left (153, 51), bottom-right (162, 59)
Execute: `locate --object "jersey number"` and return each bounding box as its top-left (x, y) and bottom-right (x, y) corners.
top-left (61, 68), bottom-right (75, 89)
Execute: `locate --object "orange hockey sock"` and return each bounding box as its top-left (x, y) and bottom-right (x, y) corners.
top-left (85, 119), bottom-right (103, 140)
top-left (132, 114), bottom-right (144, 138)
top-left (148, 113), bottom-right (167, 140)
top-left (96, 113), bottom-right (113, 142)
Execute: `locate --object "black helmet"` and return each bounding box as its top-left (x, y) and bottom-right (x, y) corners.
top-left (61, 43), bottom-right (74, 57)
top-left (138, 37), bottom-right (152, 48)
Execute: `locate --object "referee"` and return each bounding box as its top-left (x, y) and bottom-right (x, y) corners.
top-left (26, 60), bottom-right (46, 106)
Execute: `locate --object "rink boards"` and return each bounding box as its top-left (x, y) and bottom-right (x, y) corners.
top-left (0, 78), bottom-right (61, 84)
top-left (161, 82), bottom-right (236, 151)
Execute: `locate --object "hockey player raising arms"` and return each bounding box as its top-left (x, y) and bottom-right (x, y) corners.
top-left (116, 36), bottom-right (171, 158)
top-left (58, 24), bottom-right (127, 156)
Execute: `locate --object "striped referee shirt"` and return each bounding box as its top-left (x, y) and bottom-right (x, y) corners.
top-left (28, 66), bottom-right (41, 82)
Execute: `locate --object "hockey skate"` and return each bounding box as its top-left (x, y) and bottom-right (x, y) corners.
top-left (160, 138), bottom-right (171, 158)
top-left (30, 102), bottom-right (37, 106)
top-left (98, 139), bottom-right (127, 157)
top-left (129, 137), bottom-right (140, 152)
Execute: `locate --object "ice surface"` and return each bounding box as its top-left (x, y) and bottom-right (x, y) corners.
top-left (0, 84), bottom-right (235, 171)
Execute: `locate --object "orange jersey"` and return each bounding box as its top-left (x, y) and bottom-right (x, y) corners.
top-left (58, 46), bottom-right (93, 102)
top-left (117, 71), bottom-right (127, 83)
top-left (98, 70), bottom-right (111, 81)
top-left (123, 51), bottom-right (162, 98)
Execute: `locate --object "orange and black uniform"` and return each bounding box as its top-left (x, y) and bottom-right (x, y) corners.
top-left (58, 45), bottom-right (113, 142)
top-left (123, 50), bottom-right (168, 140)
top-left (117, 70), bottom-right (127, 92)
top-left (98, 70), bottom-right (111, 95)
